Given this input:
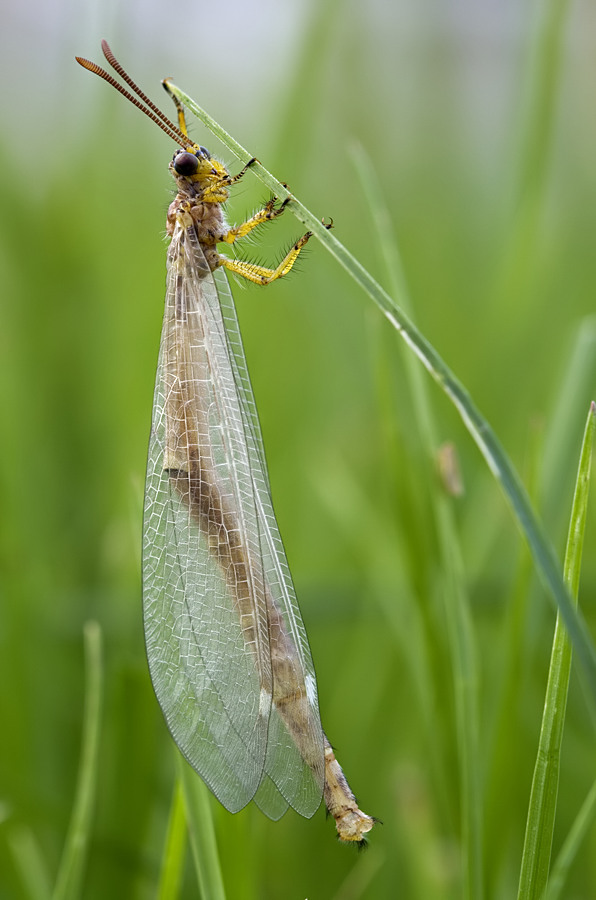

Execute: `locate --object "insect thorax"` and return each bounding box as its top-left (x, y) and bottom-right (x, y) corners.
top-left (166, 191), bottom-right (227, 273)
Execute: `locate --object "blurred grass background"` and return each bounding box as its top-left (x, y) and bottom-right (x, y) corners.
top-left (1, 0), bottom-right (596, 897)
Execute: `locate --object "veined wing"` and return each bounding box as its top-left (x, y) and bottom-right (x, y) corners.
top-left (212, 265), bottom-right (325, 818)
top-left (142, 216), bottom-right (324, 818)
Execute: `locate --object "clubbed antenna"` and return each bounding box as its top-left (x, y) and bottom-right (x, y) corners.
top-left (75, 40), bottom-right (193, 149)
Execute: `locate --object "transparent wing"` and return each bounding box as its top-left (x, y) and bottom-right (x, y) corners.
top-left (142, 220), bottom-right (324, 818)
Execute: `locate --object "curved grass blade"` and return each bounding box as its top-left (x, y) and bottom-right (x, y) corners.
top-left (350, 140), bottom-right (482, 899)
top-left (177, 755), bottom-right (226, 900)
top-left (52, 622), bottom-right (103, 900)
top-left (165, 82), bottom-right (596, 704)
top-left (544, 778), bottom-right (596, 900)
top-left (541, 317), bottom-right (596, 532)
top-left (517, 402), bottom-right (595, 900)
top-left (157, 779), bottom-right (187, 900)
top-left (6, 826), bottom-right (52, 900)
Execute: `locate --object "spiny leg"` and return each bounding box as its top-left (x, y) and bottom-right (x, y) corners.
top-left (221, 196), bottom-right (292, 245)
top-left (218, 230), bottom-right (313, 285)
top-left (219, 215), bottom-right (332, 285)
top-left (220, 157), bottom-right (258, 188)
top-left (162, 81), bottom-right (193, 141)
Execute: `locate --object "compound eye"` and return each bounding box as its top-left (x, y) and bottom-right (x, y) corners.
top-left (197, 146), bottom-right (210, 159)
top-left (173, 151), bottom-right (199, 176)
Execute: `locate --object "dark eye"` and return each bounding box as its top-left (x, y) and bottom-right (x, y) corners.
top-left (197, 146), bottom-right (210, 159)
top-left (174, 152), bottom-right (199, 176)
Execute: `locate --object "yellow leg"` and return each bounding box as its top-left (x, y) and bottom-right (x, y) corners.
top-left (220, 157), bottom-right (258, 188)
top-left (163, 84), bottom-right (191, 139)
top-left (221, 196), bottom-right (291, 245)
top-left (218, 231), bottom-right (313, 285)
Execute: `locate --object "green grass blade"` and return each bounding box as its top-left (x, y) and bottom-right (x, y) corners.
top-left (52, 621), bottom-right (103, 900)
top-left (543, 778), bottom-right (596, 900)
top-left (6, 826), bottom-right (52, 900)
top-left (176, 754), bottom-right (226, 900)
top-left (436, 505), bottom-right (482, 900)
top-left (157, 779), bottom-right (187, 900)
top-left (541, 317), bottom-right (596, 532)
top-left (495, 0), bottom-right (572, 314)
top-left (483, 422), bottom-right (543, 886)
top-left (351, 141), bottom-right (482, 900)
top-left (517, 402), bottom-right (595, 900)
top-left (166, 79), bottom-right (596, 709)
top-left (514, 0), bottom-right (571, 204)
top-left (268, 0), bottom-right (345, 169)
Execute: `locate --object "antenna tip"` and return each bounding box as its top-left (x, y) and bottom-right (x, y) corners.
top-left (75, 56), bottom-right (94, 71)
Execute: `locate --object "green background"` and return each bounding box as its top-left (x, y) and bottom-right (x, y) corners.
top-left (1, 1), bottom-right (596, 897)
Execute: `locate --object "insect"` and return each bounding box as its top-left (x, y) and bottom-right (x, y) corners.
top-left (76, 41), bottom-right (374, 842)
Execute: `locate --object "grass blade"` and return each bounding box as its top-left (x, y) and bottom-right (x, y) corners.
top-left (541, 317), bottom-right (596, 533)
top-left (157, 779), bottom-right (187, 900)
top-left (7, 826), bottom-right (52, 900)
top-left (544, 778), bottom-right (596, 900)
top-left (165, 78), bottom-right (596, 716)
top-left (52, 621), bottom-right (103, 900)
top-left (517, 402), bottom-right (595, 900)
top-left (495, 0), bottom-right (572, 315)
top-left (350, 140), bottom-right (482, 899)
top-left (176, 754), bottom-right (226, 900)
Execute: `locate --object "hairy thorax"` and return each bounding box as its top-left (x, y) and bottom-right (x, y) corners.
top-left (166, 175), bottom-right (229, 273)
